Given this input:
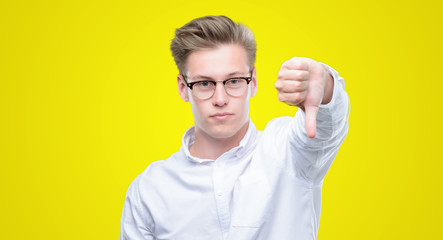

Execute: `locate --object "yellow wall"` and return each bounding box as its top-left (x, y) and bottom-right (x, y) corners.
top-left (1, 0), bottom-right (442, 239)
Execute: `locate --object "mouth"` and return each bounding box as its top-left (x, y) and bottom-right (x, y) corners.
top-left (210, 112), bottom-right (233, 121)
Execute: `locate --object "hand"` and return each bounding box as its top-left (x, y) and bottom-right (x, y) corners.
top-left (275, 57), bottom-right (333, 138)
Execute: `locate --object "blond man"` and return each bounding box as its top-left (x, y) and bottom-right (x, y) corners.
top-left (120, 15), bottom-right (350, 240)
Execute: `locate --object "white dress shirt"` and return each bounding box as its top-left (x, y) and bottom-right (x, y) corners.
top-left (120, 65), bottom-right (350, 240)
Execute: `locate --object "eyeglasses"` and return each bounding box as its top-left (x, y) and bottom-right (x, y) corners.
top-left (182, 71), bottom-right (253, 100)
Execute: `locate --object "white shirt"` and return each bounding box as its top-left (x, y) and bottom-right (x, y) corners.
top-left (120, 65), bottom-right (350, 240)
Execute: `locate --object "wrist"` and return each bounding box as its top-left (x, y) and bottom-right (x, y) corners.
top-left (321, 66), bottom-right (334, 105)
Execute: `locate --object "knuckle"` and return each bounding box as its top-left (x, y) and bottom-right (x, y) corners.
top-left (293, 70), bottom-right (307, 79)
top-left (295, 71), bottom-right (305, 80)
top-left (294, 62), bottom-right (304, 70)
top-left (295, 92), bottom-right (306, 103)
top-left (303, 71), bottom-right (309, 80)
top-left (292, 92), bottom-right (301, 102)
top-left (294, 81), bottom-right (303, 91)
top-left (281, 60), bottom-right (292, 69)
top-left (288, 81), bottom-right (298, 92)
top-left (274, 81), bottom-right (282, 90)
top-left (285, 58), bottom-right (301, 70)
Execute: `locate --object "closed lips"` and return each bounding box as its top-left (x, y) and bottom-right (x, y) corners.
top-left (211, 112), bottom-right (233, 117)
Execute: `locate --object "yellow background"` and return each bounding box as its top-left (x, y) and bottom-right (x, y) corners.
top-left (1, 0), bottom-right (442, 239)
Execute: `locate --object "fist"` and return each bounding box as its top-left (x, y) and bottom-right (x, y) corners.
top-left (275, 57), bottom-right (332, 138)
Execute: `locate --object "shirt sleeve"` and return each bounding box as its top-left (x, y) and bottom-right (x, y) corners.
top-left (289, 63), bottom-right (350, 185)
top-left (119, 176), bottom-right (155, 240)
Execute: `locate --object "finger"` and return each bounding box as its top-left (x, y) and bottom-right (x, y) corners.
top-left (277, 92), bottom-right (307, 105)
top-left (305, 105), bottom-right (318, 138)
top-left (274, 80), bottom-right (309, 93)
top-left (278, 70), bottom-right (309, 82)
top-left (281, 58), bottom-right (309, 71)
top-left (306, 61), bottom-right (326, 87)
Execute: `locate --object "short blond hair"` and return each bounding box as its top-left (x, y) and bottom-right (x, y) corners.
top-left (170, 15), bottom-right (256, 74)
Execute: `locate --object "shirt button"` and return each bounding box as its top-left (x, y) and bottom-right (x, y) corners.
top-left (217, 191), bottom-right (223, 197)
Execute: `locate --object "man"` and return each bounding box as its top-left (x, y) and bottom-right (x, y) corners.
top-left (120, 15), bottom-right (350, 240)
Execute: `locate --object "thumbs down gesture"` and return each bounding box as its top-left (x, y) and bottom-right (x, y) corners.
top-left (275, 57), bottom-right (334, 138)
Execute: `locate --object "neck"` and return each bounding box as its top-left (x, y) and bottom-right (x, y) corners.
top-left (190, 121), bottom-right (249, 160)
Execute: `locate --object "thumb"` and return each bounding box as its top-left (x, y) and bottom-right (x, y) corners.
top-left (304, 105), bottom-right (318, 138)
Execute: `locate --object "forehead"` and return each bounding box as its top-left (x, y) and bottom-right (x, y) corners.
top-left (185, 44), bottom-right (250, 78)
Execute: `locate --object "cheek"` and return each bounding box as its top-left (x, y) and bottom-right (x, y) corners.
top-left (237, 96), bottom-right (251, 120)
top-left (244, 98), bottom-right (251, 115)
top-left (242, 88), bottom-right (252, 113)
top-left (189, 98), bottom-right (207, 124)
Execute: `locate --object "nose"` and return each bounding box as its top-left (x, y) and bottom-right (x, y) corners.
top-left (212, 82), bottom-right (229, 106)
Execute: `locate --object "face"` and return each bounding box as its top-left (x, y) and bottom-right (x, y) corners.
top-left (177, 44), bottom-right (257, 140)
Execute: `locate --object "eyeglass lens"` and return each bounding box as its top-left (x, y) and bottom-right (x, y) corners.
top-left (193, 79), bottom-right (248, 99)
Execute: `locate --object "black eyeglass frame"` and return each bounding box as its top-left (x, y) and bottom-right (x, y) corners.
top-left (182, 70), bottom-right (254, 90)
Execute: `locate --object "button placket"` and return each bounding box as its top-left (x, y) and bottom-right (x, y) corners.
top-left (213, 159), bottom-right (230, 236)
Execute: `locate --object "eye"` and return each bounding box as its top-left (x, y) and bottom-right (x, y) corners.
top-left (227, 79), bottom-right (241, 85)
top-left (195, 81), bottom-right (214, 88)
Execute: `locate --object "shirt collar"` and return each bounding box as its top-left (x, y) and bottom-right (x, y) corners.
top-left (181, 119), bottom-right (257, 164)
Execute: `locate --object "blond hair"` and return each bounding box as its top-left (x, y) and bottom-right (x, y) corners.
top-left (170, 15), bottom-right (256, 74)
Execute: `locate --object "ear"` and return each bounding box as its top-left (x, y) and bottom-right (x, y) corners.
top-left (177, 74), bottom-right (189, 102)
top-left (251, 67), bottom-right (258, 97)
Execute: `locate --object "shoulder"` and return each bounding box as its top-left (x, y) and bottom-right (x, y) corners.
top-left (261, 116), bottom-right (294, 137)
top-left (265, 116), bottom-right (293, 129)
top-left (125, 160), bottom-right (165, 199)
top-left (135, 151), bottom-right (183, 189)
top-left (254, 116), bottom-right (295, 154)
top-left (125, 149), bottom-right (182, 190)
top-left (124, 151), bottom-right (184, 209)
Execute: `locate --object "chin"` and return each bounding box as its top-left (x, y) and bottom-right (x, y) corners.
top-left (196, 118), bottom-right (249, 140)
top-left (208, 126), bottom-right (239, 139)
top-left (207, 120), bottom-right (249, 140)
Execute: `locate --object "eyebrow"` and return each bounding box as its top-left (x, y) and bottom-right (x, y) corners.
top-left (192, 71), bottom-right (248, 80)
